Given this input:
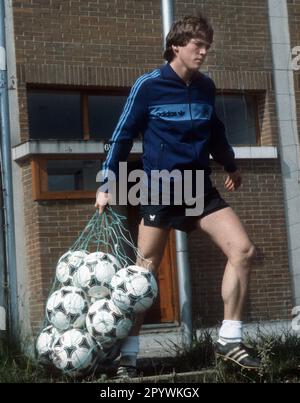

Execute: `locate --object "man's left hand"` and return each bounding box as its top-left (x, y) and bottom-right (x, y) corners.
top-left (224, 170), bottom-right (242, 192)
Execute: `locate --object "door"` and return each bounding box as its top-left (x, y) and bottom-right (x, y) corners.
top-left (127, 203), bottom-right (179, 325)
top-left (144, 230), bottom-right (179, 324)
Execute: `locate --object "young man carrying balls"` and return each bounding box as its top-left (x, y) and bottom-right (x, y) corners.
top-left (96, 14), bottom-right (260, 377)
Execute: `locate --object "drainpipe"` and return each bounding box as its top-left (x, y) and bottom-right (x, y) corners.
top-left (161, 0), bottom-right (193, 349)
top-left (0, 171), bottom-right (7, 337)
top-left (267, 0), bottom-right (300, 306)
top-left (0, 0), bottom-right (19, 344)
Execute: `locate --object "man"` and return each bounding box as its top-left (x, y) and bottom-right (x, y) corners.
top-left (95, 14), bottom-right (260, 377)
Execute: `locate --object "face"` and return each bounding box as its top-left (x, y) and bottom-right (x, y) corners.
top-left (172, 38), bottom-right (211, 71)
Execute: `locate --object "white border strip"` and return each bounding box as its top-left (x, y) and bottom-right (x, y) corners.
top-left (233, 146), bottom-right (277, 159)
top-left (0, 306), bottom-right (6, 331)
top-left (0, 46), bottom-right (6, 70)
top-left (12, 141), bottom-right (278, 161)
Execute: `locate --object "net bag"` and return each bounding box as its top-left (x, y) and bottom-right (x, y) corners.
top-left (35, 207), bottom-right (158, 377)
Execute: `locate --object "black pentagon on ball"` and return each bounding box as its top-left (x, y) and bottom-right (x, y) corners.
top-left (53, 338), bottom-right (63, 348)
top-left (61, 289), bottom-right (72, 297)
top-left (79, 338), bottom-right (91, 350)
top-left (65, 361), bottom-right (74, 371)
top-left (111, 311), bottom-right (123, 323)
top-left (115, 282), bottom-right (128, 293)
top-left (88, 311), bottom-right (96, 322)
top-left (55, 302), bottom-right (67, 314)
top-left (69, 312), bottom-right (80, 322)
top-left (64, 345), bottom-right (77, 359)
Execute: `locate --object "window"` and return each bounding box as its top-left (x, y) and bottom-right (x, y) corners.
top-left (27, 90), bottom-right (82, 140)
top-left (27, 87), bottom-right (129, 141)
top-left (31, 156), bottom-right (102, 200)
top-left (27, 87), bottom-right (259, 145)
top-left (28, 88), bottom-right (260, 199)
top-left (47, 160), bottom-right (100, 192)
top-left (31, 155), bottom-right (143, 200)
top-left (215, 93), bottom-right (259, 146)
top-left (88, 95), bottom-right (127, 140)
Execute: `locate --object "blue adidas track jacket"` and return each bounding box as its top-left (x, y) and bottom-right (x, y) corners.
top-left (102, 63), bottom-right (237, 192)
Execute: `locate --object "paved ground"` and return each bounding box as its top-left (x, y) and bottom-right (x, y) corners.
top-left (139, 320), bottom-right (294, 358)
top-left (95, 319), bottom-right (297, 380)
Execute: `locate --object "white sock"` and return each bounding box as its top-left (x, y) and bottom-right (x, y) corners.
top-left (218, 320), bottom-right (243, 344)
top-left (120, 336), bottom-right (139, 366)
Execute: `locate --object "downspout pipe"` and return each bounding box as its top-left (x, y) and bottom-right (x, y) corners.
top-left (161, 0), bottom-right (193, 349)
top-left (161, 0), bottom-right (174, 48)
top-left (0, 170), bottom-right (7, 337)
top-left (0, 0), bottom-right (19, 344)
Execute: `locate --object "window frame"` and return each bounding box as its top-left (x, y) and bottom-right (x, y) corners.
top-left (31, 155), bottom-right (101, 200)
top-left (26, 84), bottom-right (130, 141)
top-left (27, 85), bottom-right (262, 146)
top-left (216, 89), bottom-right (262, 146)
top-left (31, 153), bottom-right (140, 201)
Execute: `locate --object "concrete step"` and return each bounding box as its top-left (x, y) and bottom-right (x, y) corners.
top-left (108, 368), bottom-right (217, 383)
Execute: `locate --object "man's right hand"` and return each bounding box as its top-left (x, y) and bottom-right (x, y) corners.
top-left (95, 190), bottom-right (112, 214)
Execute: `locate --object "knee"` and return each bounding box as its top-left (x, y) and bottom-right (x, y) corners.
top-left (245, 243), bottom-right (256, 262)
top-left (229, 242), bottom-right (256, 269)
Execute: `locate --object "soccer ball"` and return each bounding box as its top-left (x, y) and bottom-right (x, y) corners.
top-left (46, 286), bottom-right (88, 331)
top-left (86, 298), bottom-right (133, 349)
top-left (56, 250), bottom-right (89, 286)
top-left (35, 325), bottom-right (60, 364)
top-left (73, 252), bottom-right (120, 299)
top-left (51, 328), bottom-right (98, 376)
top-left (110, 265), bottom-right (158, 313)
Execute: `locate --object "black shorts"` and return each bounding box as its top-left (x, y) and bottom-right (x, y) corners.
top-left (139, 187), bottom-right (229, 233)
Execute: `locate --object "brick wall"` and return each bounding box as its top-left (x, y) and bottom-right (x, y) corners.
top-left (13, 0), bottom-right (163, 142)
top-left (14, 0), bottom-right (279, 143)
top-left (23, 161), bottom-right (98, 329)
top-left (189, 160), bottom-right (292, 325)
top-left (24, 158), bottom-right (292, 331)
top-left (176, 0), bottom-right (273, 70)
top-left (12, 0), bottom-right (294, 331)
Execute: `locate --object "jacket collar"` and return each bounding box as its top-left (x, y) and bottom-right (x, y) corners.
top-left (160, 62), bottom-right (204, 85)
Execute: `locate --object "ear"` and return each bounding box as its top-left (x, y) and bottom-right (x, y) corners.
top-left (172, 44), bottom-right (179, 54)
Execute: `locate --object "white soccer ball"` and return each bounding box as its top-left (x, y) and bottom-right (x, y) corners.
top-left (111, 265), bottom-right (158, 313)
top-left (73, 252), bottom-right (120, 299)
top-left (51, 328), bottom-right (98, 376)
top-left (86, 298), bottom-right (133, 349)
top-left (56, 250), bottom-right (89, 286)
top-left (46, 286), bottom-right (88, 331)
top-left (36, 325), bottom-right (60, 364)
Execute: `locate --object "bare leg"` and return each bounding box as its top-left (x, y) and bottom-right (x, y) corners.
top-left (197, 207), bottom-right (256, 320)
top-left (129, 219), bottom-right (169, 335)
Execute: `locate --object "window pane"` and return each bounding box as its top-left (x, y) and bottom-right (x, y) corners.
top-left (88, 94), bottom-right (127, 140)
top-left (27, 91), bottom-right (82, 139)
top-left (215, 94), bottom-right (257, 145)
top-left (47, 160), bottom-right (100, 191)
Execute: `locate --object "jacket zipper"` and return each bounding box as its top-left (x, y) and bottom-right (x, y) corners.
top-left (187, 82), bottom-right (194, 131)
top-left (158, 142), bottom-right (164, 168)
top-left (187, 82), bottom-right (198, 161)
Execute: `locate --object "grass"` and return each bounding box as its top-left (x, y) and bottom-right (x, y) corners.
top-left (0, 339), bottom-right (60, 383)
top-left (152, 327), bottom-right (300, 383)
top-left (1, 328), bottom-right (300, 383)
